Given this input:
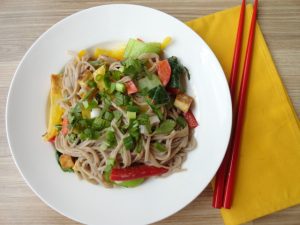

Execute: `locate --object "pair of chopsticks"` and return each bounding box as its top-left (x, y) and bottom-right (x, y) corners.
top-left (212, 0), bottom-right (258, 209)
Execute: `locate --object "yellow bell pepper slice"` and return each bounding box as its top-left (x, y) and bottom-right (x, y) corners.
top-left (93, 47), bottom-right (125, 60)
top-left (43, 74), bottom-right (64, 141)
top-left (161, 36), bottom-right (172, 50)
top-left (93, 65), bottom-right (107, 91)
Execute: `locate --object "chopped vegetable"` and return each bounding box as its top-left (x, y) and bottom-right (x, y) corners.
top-left (43, 75), bottom-right (64, 141)
top-left (149, 115), bottom-right (160, 125)
top-left (93, 65), bottom-right (106, 91)
top-left (114, 92), bottom-right (129, 106)
top-left (90, 108), bottom-right (101, 119)
top-left (127, 111), bottom-right (136, 120)
top-left (124, 39), bottom-right (161, 58)
top-left (126, 105), bottom-right (140, 113)
top-left (157, 60), bottom-right (171, 86)
top-left (148, 85), bottom-right (170, 105)
top-left (78, 49), bottom-right (87, 59)
top-left (116, 82), bottom-right (126, 93)
top-left (167, 56), bottom-right (190, 90)
top-left (123, 136), bottom-right (135, 151)
top-left (88, 60), bottom-right (102, 69)
top-left (125, 81), bottom-right (138, 94)
top-left (113, 111), bottom-right (122, 121)
top-left (122, 58), bottom-right (144, 78)
top-left (93, 47), bottom-right (125, 60)
top-left (92, 117), bottom-right (110, 130)
top-left (155, 119), bottom-right (176, 135)
top-left (110, 165), bottom-right (168, 181)
top-left (137, 73), bottom-right (161, 91)
top-left (174, 93), bottom-right (193, 113)
top-left (176, 116), bottom-right (187, 128)
top-left (103, 158), bottom-right (115, 183)
top-left (62, 118), bottom-right (68, 135)
top-left (106, 130), bottom-right (117, 147)
top-left (153, 142), bottom-right (167, 152)
top-left (104, 111), bottom-right (114, 121)
top-left (183, 110), bottom-right (198, 128)
top-left (161, 36), bottom-right (172, 49)
top-left (116, 178), bottom-right (144, 188)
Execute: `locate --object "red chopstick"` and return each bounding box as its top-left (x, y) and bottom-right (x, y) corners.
top-left (223, 0), bottom-right (259, 209)
top-left (212, 0), bottom-right (246, 209)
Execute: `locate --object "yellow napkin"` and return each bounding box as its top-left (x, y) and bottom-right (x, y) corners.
top-left (186, 4), bottom-right (300, 225)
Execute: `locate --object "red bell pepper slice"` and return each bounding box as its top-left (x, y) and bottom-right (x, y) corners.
top-left (62, 118), bottom-right (68, 135)
top-left (110, 165), bottom-right (168, 181)
top-left (125, 80), bottom-right (138, 94)
top-left (49, 136), bottom-right (56, 143)
top-left (157, 59), bottom-right (171, 86)
top-left (183, 110), bottom-right (198, 128)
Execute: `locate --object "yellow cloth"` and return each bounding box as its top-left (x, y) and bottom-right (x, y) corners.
top-left (186, 4), bottom-right (300, 225)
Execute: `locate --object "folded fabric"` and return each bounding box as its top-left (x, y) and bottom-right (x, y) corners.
top-left (186, 4), bottom-right (300, 225)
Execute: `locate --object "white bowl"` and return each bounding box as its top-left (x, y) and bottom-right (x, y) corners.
top-left (6, 4), bottom-right (231, 225)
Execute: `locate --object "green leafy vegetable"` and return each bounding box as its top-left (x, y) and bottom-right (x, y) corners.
top-left (155, 119), bottom-right (176, 135)
top-left (116, 82), bottom-right (126, 93)
top-left (167, 56), bottom-right (190, 90)
top-left (176, 116), bottom-right (187, 128)
top-left (138, 113), bottom-right (151, 132)
top-left (124, 39), bottom-right (161, 58)
top-left (122, 58), bottom-right (144, 78)
top-left (137, 73), bottom-right (161, 91)
top-left (148, 85), bottom-right (170, 105)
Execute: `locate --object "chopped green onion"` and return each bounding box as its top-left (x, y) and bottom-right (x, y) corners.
top-left (176, 116), bottom-right (187, 128)
top-left (109, 83), bottom-right (116, 94)
top-left (104, 111), bottom-right (114, 121)
top-left (114, 92), bottom-right (129, 106)
top-left (123, 136), bottom-right (135, 151)
top-left (55, 124), bottom-right (62, 131)
top-left (113, 111), bottom-right (122, 121)
top-left (82, 99), bottom-right (98, 110)
top-left (112, 70), bottom-right (122, 80)
top-left (127, 111), bottom-right (136, 120)
top-left (103, 158), bottom-right (115, 183)
top-left (134, 138), bottom-right (143, 153)
top-left (153, 142), bottom-right (167, 152)
top-left (129, 120), bottom-right (140, 140)
top-left (116, 82), bottom-right (126, 93)
top-left (87, 80), bottom-right (97, 88)
top-left (126, 105), bottom-right (140, 113)
top-left (104, 71), bottom-right (111, 89)
top-left (92, 117), bottom-right (110, 130)
top-left (144, 97), bottom-right (163, 120)
top-left (138, 114), bottom-right (151, 132)
top-left (155, 119), bottom-right (176, 135)
top-left (106, 130), bottom-right (116, 147)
